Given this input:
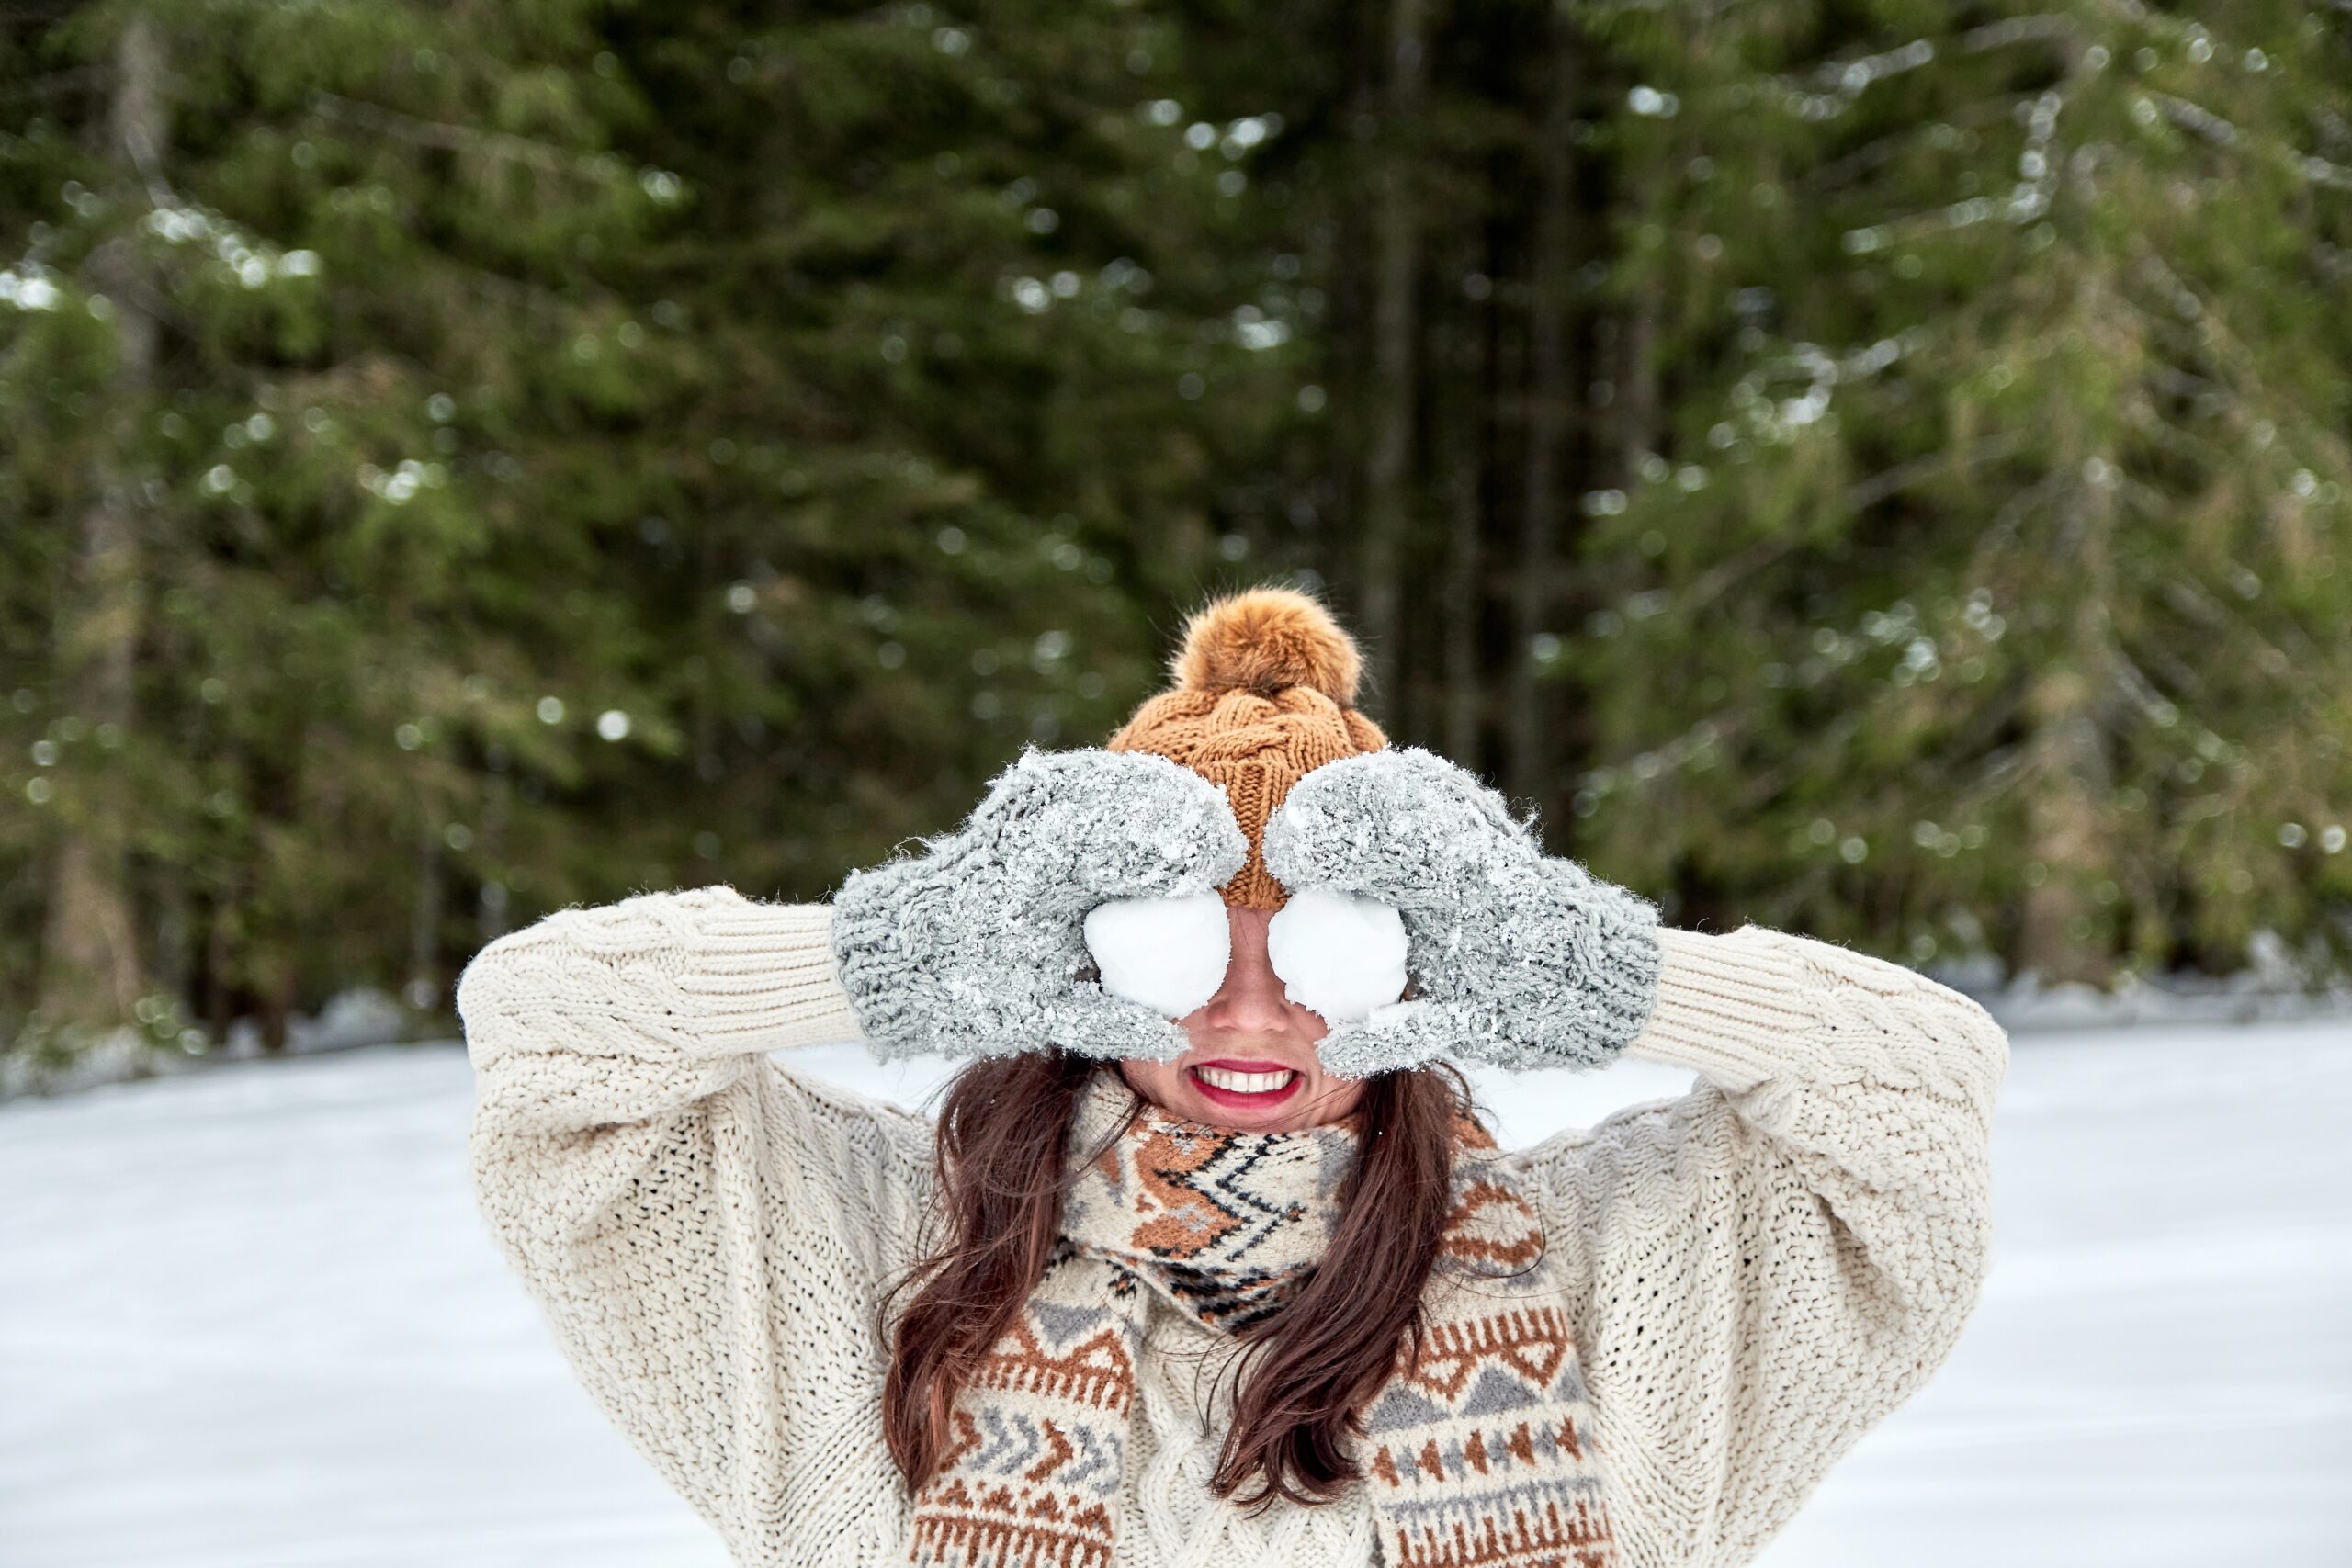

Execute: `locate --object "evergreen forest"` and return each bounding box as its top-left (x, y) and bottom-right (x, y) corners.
top-left (5, 0), bottom-right (2348, 1078)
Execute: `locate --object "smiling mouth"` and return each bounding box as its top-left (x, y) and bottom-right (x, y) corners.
top-left (1188, 1060), bottom-right (1305, 1107)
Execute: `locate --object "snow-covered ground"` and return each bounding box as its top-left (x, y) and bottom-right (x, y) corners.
top-left (4, 1023), bottom-right (2347, 1567)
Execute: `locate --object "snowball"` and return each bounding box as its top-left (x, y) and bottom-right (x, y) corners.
top-left (1266, 887), bottom-right (1408, 1023)
top-left (1083, 892), bottom-right (1232, 1018)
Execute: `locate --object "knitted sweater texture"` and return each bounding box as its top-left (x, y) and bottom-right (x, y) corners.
top-left (456, 885), bottom-right (2007, 1568)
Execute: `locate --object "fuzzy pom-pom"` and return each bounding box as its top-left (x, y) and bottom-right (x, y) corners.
top-left (1265, 886), bottom-right (1408, 1023)
top-left (1170, 587), bottom-right (1363, 705)
top-left (1084, 892), bottom-right (1233, 1018)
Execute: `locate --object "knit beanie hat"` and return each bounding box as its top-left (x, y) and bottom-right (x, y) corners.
top-left (1104, 586), bottom-right (1388, 909)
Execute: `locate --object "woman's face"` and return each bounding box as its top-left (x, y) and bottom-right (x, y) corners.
top-left (1118, 902), bottom-right (1368, 1133)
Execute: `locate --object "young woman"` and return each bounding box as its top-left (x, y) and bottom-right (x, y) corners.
top-left (458, 588), bottom-right (2007, 1568)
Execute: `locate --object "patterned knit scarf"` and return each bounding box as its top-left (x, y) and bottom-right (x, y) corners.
top-left (906, 1071), bottom-right (1620, 1568)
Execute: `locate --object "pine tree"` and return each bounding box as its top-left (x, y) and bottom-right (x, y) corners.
top-left (1572, 2), bottom-right (2352, 983)
top-left (568, 0), bottom-right (1320, 892)
top-left (2, 0), bottom-right (1316, 1069)
top-left (3, 0), bottom-right (682, 1058)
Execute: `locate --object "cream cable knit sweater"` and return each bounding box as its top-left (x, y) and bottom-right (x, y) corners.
top-left (457, 885), bottom-right (2007, 1568)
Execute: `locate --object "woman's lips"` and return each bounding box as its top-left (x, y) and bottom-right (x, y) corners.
top-left (1188, 1059), bottom-right (1305, 1108)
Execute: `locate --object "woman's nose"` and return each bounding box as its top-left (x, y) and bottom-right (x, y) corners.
top-left (1200, 908), bottom-right (1294, 1029)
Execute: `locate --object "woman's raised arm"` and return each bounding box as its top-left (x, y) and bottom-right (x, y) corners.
top-left (455, 884), bottom-right (934, 1564)
top-left (1507, 923), bottom-right (2008, 1566)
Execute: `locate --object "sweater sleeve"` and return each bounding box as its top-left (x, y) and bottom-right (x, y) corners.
top-left (455, 884), bottom-right (934, 1565)
top-left (1505, 924), bottom-right (2008, 1568)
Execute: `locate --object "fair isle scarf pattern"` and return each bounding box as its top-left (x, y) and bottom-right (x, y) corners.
top-left (906, 1073), bottom-right (1620, 1568)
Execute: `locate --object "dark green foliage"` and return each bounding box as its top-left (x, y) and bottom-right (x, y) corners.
top-left (1574, 4), bottom-right (2352, 978)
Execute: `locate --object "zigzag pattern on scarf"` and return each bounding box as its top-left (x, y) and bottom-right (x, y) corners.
top-left (1144, 1258), bottom-right (1295, 1332)
top-left (1122, 1123), bottom-right (1335, 1266)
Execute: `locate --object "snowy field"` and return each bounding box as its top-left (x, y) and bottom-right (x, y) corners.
top-left (5, 1022), bottom-right (2349, 1568)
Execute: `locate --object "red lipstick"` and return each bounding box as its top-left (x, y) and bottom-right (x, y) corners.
top-left (1186, 1058), bottom-right (1306, 1110)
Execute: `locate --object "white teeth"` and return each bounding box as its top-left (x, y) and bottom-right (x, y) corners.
top-left (1193, 1066), bottom-right (1298, 1094)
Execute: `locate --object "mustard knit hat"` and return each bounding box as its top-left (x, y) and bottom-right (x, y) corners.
top-left (1104, 586), bottom-right (1388, 909)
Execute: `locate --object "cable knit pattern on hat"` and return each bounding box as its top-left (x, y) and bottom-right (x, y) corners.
top-left (458, 885), bottom-right (2006, 1568)
top-left (1106, 587), bottom-right (1391, 910)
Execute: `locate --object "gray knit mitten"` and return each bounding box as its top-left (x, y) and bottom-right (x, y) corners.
top-left (830, 746), bottom-right (1248, 1063)
top-left (1260, 746), bottom-right (1665, 1078)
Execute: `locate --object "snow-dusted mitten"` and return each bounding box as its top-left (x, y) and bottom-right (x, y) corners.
top-left (1260, 746), bottom-right (1664, 1077)
top-left (831, 746), bottom-right (1248, 1063)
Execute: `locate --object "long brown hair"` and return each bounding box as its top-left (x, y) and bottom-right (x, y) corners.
top-left (879, 1051), bottom-right (1475, 1507)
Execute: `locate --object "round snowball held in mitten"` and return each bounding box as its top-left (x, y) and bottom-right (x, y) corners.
top-left (1265, 886), bottom-right (1409, 1024)
top-left (1083, 892), bottom-right (1233, 1018)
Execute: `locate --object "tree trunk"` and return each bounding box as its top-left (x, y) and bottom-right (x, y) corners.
top-left (1441, 335), bottom-right (1483, 771)
top-left (409, 816), bottom-right (445, 1015)
top-left (1506, 6), bottom-right (1576, 827)
top-left (695, 514), bottom-right (722, 783)
top-left (38, 14), bottom-right (166, 1033)
top-left (199, 894), bottom-right (233, 1045)
top-left (258, 951), bottom-right (297, 1055)
top-left (2015, 674), bottom-right (2116, 985)
top-left (477, 774), bottom-right (513, 943)
top-left (1618, 281), bottom-right (1660, 482)
top-left (1354, 0), bottom-right (1425, 728)
top-left (2015, 458), bottom-right (2119, 985)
